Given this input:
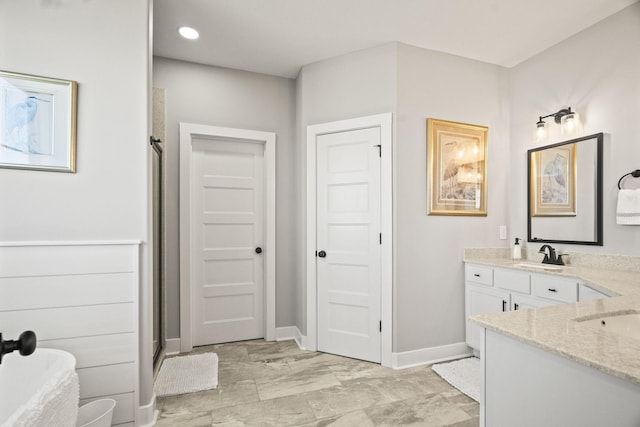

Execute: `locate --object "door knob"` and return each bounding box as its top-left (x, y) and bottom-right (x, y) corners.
top-left (318, 250), bottom-right (327, 258)
top-left (255, 247), bottom-right (262, 254)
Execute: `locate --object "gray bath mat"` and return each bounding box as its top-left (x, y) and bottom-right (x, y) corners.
top-left (431, 357), bottom-right (480, 402)
top-left (154, 353), bottom-right (218, 397)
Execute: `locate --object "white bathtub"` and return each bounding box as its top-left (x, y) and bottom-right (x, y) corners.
top-left (0, 348), bottom-right (79, 427)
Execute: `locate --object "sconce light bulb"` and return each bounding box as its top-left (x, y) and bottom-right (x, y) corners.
top-left (536, 120), bottom-right (547, 141)
top-left (561, 112), bottom-right (578, 135)
top-left (564, 114), bottom-right (575, 130)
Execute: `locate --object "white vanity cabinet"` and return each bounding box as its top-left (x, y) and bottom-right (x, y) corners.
top-left (482, 329), bottom-right (640, 427)
top-left (465, 263), bottom-right (583, 351)
top-left (465, 264), bottom-right (505, 350)
top-left (465, 284), bottom-right (510, 350)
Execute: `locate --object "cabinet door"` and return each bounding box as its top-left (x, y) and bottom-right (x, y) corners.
top-left (466, 283), bottom-right (510, 350)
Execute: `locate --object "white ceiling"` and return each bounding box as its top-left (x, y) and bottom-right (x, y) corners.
top-left (153, 0), bottom-right (637, 79)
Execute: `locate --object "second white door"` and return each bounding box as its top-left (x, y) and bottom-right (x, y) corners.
top-left (316, 127), bottom-right (382, 363)
top-left (191, 137), bottom-right (264, 346)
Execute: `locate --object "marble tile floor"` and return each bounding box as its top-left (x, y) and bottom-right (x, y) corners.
top-left (155, 339), bottom-right (479, 427)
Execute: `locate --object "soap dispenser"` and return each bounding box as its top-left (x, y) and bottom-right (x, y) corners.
top-left (512, 238), bottom-right (522, 260)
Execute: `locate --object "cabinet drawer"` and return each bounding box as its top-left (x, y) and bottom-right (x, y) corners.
top-left (465, 264), bottom-right (493, 286)
top-left (531, 275), bottom-right (577, 303)
top-left (494, 268), bottom-right (530, 294)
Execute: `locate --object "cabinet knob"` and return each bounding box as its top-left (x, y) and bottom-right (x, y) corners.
top-left (548, 288), bottom-right (557, 293)
top-left (473, 273), bottom-right (480, 277)
top-left (318, 250), bottom-right (327, 258)
top-left (255, 247), bottom-right (262, 254)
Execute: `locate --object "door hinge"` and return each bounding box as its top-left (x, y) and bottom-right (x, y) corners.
top-left (379, 233), bottom-right (382, 245)
top-left (379, 321), bottom-right (382, 332)
top-left (374, 144), bottom-right (381, 157)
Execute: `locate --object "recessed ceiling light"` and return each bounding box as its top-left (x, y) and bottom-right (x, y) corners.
top-left (178, 26), bottom-right (199, 40)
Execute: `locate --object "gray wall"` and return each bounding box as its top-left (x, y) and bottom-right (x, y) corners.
top-left (394, 44), bottom-right (510, 352)
top-left (294, 43), bottom-right (398, 335)
top-left (294, 42), bottom-right (511, 353)
top-left (508, 2), bottom-right (640, 256)
top-left (0, 1), bottom-right (149, 241)
top-left (153, 57), bottom-right (297, 338)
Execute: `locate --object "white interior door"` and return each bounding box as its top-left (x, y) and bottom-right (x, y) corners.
top-left (316, 127), bottom-right (381, 363)
top-left (191, 137), bottom-right (264, 346)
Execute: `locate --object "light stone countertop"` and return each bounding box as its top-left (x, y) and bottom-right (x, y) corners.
top-left (465, 250), bottom-right (640, 385)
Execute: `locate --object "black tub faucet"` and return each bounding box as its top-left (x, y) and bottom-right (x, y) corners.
top-left (0, 331), bottom-right (37, 364)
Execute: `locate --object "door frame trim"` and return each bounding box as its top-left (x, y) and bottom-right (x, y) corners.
top-left (306, 113), bottom-right (393, 367)
top-left (179, 122), bottom-right (276, 353)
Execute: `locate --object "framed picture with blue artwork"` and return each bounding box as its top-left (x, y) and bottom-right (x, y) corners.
top-left (529, 141), bottom-right (577, 217)
top-left (0, 70), bottom-right (77, 172)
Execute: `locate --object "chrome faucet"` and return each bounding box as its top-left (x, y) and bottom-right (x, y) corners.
top-left (539, 245), bottom-right (566, 265)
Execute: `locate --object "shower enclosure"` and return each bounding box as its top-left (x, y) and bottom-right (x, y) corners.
top-left (151, 136), bottom-right (164, 367)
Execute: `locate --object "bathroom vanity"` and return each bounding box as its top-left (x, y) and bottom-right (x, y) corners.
top-left (465, 262), bottom-right (614, 352)
top-left (464, 251), bottom-right (640, 427)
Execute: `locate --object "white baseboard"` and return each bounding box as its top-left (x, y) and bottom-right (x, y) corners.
top-left (166, 331), bottom-right (302, 352)
top-left (138, 393), bottom-right (159, 427)
top-left (166, 333), bottom-right (468, 370)
top-left (293, 326), bottom-right (307, 350)
top-left (276, 326), bottom-right (308, 351)
top-left (175, 331), bottom-right (297, 352)
top-left (165, 338), bottom-right (181, 356)
top-left (392, 342), bottom-right (473, 369)
top-left (275, 326), bottom-right (297, 341)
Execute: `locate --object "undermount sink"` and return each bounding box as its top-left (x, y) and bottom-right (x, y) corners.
top-left (515, 262), bottom-right (564, 271)
top-left (574, 310), bottom-right (640, 342)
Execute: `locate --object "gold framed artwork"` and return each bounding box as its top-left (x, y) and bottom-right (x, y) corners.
top-left (0, 70), bottom-right (77, 172)
top-left (427, 118), bottom-right (488, 216)
top-left (530, 143), bottom-right (577, 217)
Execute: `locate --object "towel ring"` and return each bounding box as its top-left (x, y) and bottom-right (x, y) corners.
top-left (618, 169), bottom-right (640, 189)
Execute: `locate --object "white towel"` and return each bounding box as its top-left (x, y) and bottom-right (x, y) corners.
top-left (3, 367), bottom-right (79, 427)
top-left (616, 189), bottom-right (640, 225)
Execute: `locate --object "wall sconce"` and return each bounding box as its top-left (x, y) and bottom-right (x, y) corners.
top-left (535, 107), bottom-right (578, 141)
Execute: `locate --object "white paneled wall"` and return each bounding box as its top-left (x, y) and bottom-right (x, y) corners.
top-left (0, 242), bottom-right (139, 427)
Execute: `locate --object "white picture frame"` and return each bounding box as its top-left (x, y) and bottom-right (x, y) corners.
top-left (0, 70), bottom-right (77, 172)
